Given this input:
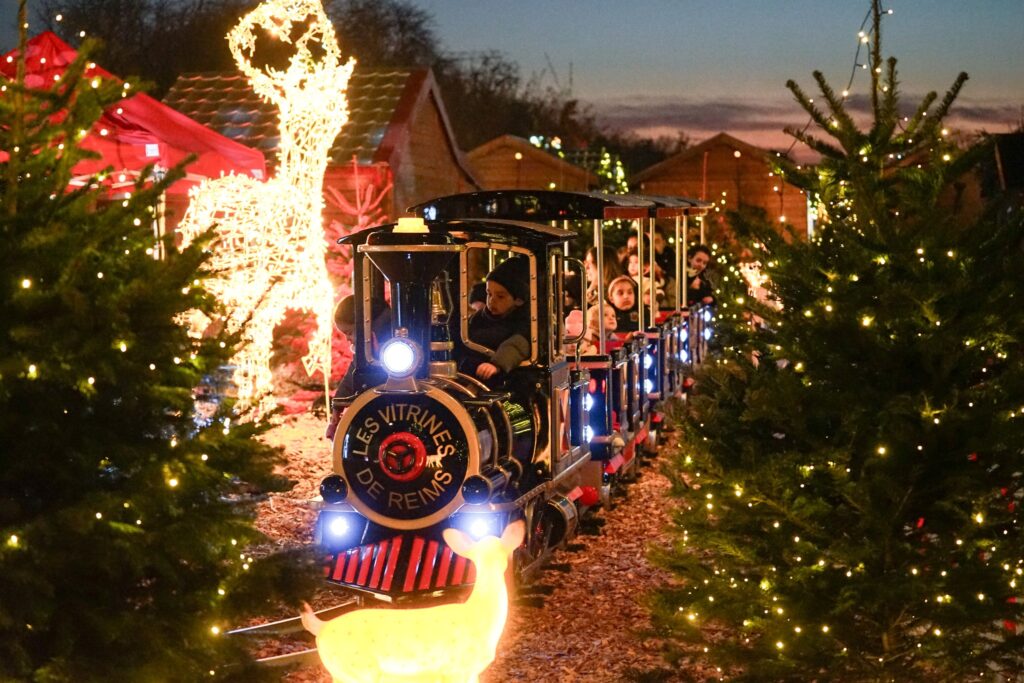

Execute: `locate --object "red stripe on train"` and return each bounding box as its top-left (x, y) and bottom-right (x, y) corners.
top-left (356, 545), bottom-right (373, 585)
top-left (452, 555), bottom-right (467, 584)
top-left (369, 540), bottom-right (388, 589)
top-left (435, 546), bottom-right (452, 588)
top-left (404, 537), bottom-right (426, 592)
top-left (381, 536), bottom-right (403, 592)
top-left (419, 540), bottom-right (440, 590)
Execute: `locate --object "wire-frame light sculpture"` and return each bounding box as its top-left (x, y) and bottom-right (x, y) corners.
top-left (177, 0), bottom-right (354, 415)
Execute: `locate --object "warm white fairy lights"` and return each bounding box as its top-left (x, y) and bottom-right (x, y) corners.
top-left (177, 0), bottom-right (353, 414)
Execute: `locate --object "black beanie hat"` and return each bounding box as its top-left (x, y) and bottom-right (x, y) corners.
top-left (469, 281), bottom-right (487, 304)
top-left (486, 256), bottom-right (529, 302)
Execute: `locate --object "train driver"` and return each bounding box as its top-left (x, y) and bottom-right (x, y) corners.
top-left (463, 255), bottom-right (531, 382)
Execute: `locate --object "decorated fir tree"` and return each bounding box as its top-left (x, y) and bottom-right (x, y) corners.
top-left (0, 29), bottom-right (312, 681)
top-left (652, 3), bottom-right (1024, 680)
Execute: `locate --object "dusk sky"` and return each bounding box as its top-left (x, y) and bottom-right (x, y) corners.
top-left (3, 0), bottom-right (1022, 156)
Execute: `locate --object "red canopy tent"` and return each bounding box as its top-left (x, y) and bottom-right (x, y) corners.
top-left (1, 32), bottom-right (266, 196)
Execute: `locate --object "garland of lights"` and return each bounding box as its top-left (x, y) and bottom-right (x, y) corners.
top-left (177, 0), bottom-right (354, 414)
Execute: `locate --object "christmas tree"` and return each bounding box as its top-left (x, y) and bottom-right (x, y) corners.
top-left (0, 24), bottom-right (312, 681)
top-left (651, 2), bottom-right (1024, 680)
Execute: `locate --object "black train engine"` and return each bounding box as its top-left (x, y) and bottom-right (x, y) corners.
top-left (315, 216), bottom-right (590, 601)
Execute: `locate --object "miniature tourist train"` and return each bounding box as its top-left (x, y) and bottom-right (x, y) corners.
top-left (313, 189), bottom-right (713, 603)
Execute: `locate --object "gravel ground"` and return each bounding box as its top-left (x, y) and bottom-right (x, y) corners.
top-left (249, 412), bottom-right (709, 683)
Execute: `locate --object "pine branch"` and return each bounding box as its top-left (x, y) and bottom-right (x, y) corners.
top-left (870, 56), bottom-right (901, 149)
top-left (811, 70), bottom-right (859, 148)
top-left (783, 126), bottom-right (846, 161)
top-left (785, 79), bottom-right (835, 134)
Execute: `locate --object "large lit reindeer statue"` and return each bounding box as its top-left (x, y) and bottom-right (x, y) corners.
top-left (302, 521), bottom-right (525, 683)
top-left (177, 0), bottom-right (354, 414)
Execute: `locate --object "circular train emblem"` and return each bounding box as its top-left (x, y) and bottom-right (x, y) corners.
top-left (339, 392), bottom-right (473, 524)
top-left (377, 432), bottom-right (427, 482)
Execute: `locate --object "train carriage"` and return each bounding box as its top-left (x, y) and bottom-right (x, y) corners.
top-left (313, 190), bottom-right (712, 603)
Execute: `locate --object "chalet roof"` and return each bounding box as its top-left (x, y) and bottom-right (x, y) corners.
top-left (163, 67), bottom-right (469, 174)
top-left (632, 132), bottom-right (786, 184)
top-left (468, 135), bottom-right (599, 185)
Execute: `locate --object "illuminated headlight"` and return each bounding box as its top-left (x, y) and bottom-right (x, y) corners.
top-left (328, 516), bottom-right (350, 538)
top-left (317, 511), bottom-right (365, 549)
top-left (643, 353), bottom-right (654, 369)
top-left (680, 350), bottom-right (690, 362)
top-left (703, 310), bottom-right (712, 322)
top-left (424, 205), bottom-right (438, 221)
top-left (583, 426), bottom-right (595, 442)
top-left (452, 513), bottom-right (502, 540)
top-left (644, 379), bottom-right (654, 394)
top-left (379, 337), bottom-right (420, 377)
top-left (703, 327), bottom-right (713, 341)
top-left (584, 394), bottom-right (594, 411)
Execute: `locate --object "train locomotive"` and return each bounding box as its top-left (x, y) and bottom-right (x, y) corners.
top-left (314, 190), bottom-right (711, 603)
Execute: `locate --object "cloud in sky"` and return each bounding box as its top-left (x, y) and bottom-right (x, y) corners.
top-left (591, 93), bottom-right (1022, 159)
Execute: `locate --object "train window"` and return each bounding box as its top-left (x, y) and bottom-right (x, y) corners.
top-left (460, 244), bottom-right (537, 365)
top-left (551, 251), bottom-right (565, 361)
top-left (358, 257), bottom-right (393, 365)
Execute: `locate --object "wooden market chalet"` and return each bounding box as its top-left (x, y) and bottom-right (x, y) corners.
top-left (633, 132), bottom-right (810, 238)
top-left (163, 67), bottom-right (479, 228)
top-left (466, 134), bottom-right (598, 192)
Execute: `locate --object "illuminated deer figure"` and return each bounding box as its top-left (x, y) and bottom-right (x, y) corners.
top-left (302, 521), bottom-right (525, 683)
top-left (177, 0), bottom-right (354, 413)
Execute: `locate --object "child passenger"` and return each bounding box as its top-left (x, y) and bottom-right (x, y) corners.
top-left (464, 256), bottom-right (531, 381)
top-left (607, 274), bottom-right (640, 334)
top-left (578, 302), bottom-right (618, 354)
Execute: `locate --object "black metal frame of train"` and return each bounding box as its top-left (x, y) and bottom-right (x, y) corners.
top-left (313, 190), bottom-right (712, 604)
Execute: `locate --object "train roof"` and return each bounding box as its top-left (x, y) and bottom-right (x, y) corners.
top-left (408, 189), bottom-right (712, 222)
top-left (337, 217), bottom-right (576, 247)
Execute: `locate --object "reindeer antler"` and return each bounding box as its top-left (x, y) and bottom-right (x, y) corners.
top-left (228, 0), bottom-right (352, 107)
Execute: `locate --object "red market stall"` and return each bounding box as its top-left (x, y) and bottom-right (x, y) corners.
top-left (1, 32), bottom-right (266, 244)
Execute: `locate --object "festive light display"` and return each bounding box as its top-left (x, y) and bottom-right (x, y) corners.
top-left (177, 0), bottom-right (354, 413)
top-left (302, 522), bottom-right (524, 682)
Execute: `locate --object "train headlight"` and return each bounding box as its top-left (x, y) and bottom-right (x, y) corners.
top-left (328, 516), bottom-right (350, 538)
top-left (452, 512), bottom-right (502, 540)
top-left (317, 511), bottom-right (366, 550)
top-left (379, 337), bottom-right (420, 377)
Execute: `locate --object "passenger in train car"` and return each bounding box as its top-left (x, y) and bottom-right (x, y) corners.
top-left (563, 270), bottom-right (583, 311)
top-left (607, 274), bottom-right (641, 334)
top-left (686, 244), bottom-right (716, 306)
top-left (463, 255), bottom-right (532, 382)
top-left (469, 281), bottom-right (487, 313)
top-left (583, 246), bottom-right (622, 306)
top-left (624, 242), bottom-right (666, 308)
top-left (652, 226), bottom-right (676, 277)
top-left (578, 302), bottom-right (618, 354)
top-left (617, 231), bottom-right (639, 263)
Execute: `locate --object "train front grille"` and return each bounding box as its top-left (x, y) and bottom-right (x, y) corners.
top-left (324, 535), bottom-right (476, 595)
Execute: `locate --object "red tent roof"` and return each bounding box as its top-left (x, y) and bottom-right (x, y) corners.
top-left (1, 32), bottom-right (266, 194)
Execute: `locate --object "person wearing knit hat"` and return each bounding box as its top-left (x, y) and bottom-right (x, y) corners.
top-left (464, 255), bottom-right (532, 382)
top-left (607, 274), bottom-right (642, 333)
top-left (485, 255), bottom-right (529, 303)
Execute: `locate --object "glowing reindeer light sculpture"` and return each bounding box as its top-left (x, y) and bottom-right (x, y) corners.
top-left (177, 0), bottom-right (354, 413)
top-left (302, 521), bottom-right (525, 683)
